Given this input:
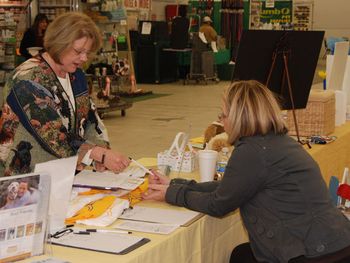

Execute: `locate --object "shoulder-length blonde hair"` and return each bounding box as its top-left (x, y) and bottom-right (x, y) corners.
top-left (44, 12), bottom-right (102, 64)
top-left (223, 80), bottom-right (287, 144)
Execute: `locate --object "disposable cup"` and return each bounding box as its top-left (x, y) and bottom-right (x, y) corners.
top-left (198, 150), bottom-right (218, 182)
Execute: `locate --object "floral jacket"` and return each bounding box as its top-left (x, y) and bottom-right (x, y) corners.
top-left (0, 56), bottom-right (109, 176)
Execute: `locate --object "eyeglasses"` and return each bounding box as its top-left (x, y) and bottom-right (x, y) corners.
top-left (218, 112), bottom-right (227, 120)
top-left (72, 47), bottom-right (92, 58)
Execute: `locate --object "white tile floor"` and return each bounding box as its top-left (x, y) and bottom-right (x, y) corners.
top-left (104, 58), bottom-right (326, 159)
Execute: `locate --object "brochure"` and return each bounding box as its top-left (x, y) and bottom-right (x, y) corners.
top-left (0, 172), bottom-right (50, 262)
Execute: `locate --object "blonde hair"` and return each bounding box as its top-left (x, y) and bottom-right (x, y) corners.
top-left (44, 12), bottom-right (102, 64)
top-left (223, 80), bottom-right (287, 144)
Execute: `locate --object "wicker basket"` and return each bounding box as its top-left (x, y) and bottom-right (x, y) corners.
top-left (285, 89), bottom-right (335, 136)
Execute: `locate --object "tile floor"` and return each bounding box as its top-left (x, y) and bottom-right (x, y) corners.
top-left (103, 58), bottom-right (326, 160)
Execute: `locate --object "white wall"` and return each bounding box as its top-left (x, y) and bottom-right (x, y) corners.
top-left (313, 0), bottom-right (350, 39)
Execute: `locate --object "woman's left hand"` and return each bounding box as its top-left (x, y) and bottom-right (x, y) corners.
top-left (142, 184), bottom-right (169, 201)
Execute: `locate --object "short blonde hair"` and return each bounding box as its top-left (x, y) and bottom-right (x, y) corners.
top-left (44, 12), bottom-right (102, 64)
top-left (223, 80), bottom-right (287, 144)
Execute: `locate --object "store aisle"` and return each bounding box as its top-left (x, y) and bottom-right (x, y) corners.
top-left (103, 81), bottom-right (227, 159)
top-left (104, 58), bottom-right (326, 159)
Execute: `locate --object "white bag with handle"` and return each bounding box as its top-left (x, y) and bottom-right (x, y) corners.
top-left (157, 132), bottom-right (196, 173)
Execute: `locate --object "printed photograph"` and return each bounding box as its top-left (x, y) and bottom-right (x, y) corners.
top-left (16, 225), bottom-right (25, 238)
top-left (0, 175), bottom-right (40, 210)
top-left (0, 229), bottom-right (6, 241)
top-left (34, 221), bottom-right (43, 234)
top-left (25, 223), bottom-right (34, 236)
top-left (7, 227), bottom-right (15, 240)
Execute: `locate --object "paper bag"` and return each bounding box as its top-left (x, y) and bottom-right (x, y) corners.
top-left (157, 132), bottom-right (196, 173)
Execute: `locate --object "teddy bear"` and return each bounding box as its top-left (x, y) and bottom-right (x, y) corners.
top-left (203, 121), bottom-right (233, 153)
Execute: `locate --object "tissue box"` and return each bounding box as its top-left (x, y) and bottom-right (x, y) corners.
top-left (285, 89), bottom-right (335, 136)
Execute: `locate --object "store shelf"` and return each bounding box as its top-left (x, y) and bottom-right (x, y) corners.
top-left (0, 3), bottom-right (27, 7)
top-left (39, 4), bottom-right (71, 8)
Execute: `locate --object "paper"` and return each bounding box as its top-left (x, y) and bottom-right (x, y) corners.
top-left (327, 41), bottom-right (349, 90)
top-left (73, 167), bottom-right (145, 190)
top-left (335, 90), bottom-right (347, 126)
top-left (52, 231), bottom-right (148, 254)
top-left (35, 156), bottom-right (78, 234)
top-left (30, 258), bottom-right (71, 263)
top-left (120, 206), bottom-right (201, 226)
top-left (141, 22), bottom-right (152, 35)
top-left (116, 221), bottom-right (179, 235)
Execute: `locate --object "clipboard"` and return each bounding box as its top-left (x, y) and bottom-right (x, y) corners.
top-left (51, 231), bottom-right (150, 255)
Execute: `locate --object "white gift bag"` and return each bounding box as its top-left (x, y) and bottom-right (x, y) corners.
top-left (157, 132), bottom-right (196, 173)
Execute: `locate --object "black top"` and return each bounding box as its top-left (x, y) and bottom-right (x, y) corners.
top-left (20, 28), bottom-right (44, 60)
top-left (166, 133), bottom-right (350, 262)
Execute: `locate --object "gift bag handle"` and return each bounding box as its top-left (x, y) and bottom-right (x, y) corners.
top-left (167, 132), bottom-right (192, 155)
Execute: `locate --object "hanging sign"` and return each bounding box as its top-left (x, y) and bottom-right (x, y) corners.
top-left (260, 1), bottom-right (292, 24)
top-left (266, 0), bottom-right (275, 8)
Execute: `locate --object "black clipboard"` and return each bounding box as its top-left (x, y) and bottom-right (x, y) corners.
top-left (51, 232), bottom-right (150, 255)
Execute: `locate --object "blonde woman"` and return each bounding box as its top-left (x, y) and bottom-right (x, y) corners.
top-left (143, 80), bottom-right (350, 262)
top-left (0, 12), bottom-right (129, 176)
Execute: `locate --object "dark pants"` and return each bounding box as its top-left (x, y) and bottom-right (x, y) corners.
top-left (230, 243), bottom-right (350, 263)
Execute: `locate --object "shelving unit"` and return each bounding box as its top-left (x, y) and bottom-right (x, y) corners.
top-left (81, 1), bottom-right (135, 117)
top-left (38, 0), bottom-right (75, 21)
top-left (0, 0), bottom-right (30, 106)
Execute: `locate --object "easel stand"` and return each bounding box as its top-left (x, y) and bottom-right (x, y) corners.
top-left (266, 47), bottom-right (311, 149)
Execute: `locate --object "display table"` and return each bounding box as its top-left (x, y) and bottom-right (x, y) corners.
top-left (21, 122), bottom-right (350, 263)
top-left (306, 121), bottom-right (350, 185)
top-left (22, 162), bottom-right (248, 263)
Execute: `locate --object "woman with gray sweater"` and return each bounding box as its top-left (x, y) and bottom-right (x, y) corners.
top-left (142, 80), bottom-right (350, 262)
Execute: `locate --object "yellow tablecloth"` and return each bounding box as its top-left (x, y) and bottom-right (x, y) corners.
top-left (21, 122), bottom-right (350, 263)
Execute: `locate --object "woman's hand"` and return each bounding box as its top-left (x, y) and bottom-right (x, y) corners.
top-left (148, 170), bottom-right (171, 185)
top-left (91, 146), bottom-right (130, 173)
top-left (142, 184), bottom-right (169, 201)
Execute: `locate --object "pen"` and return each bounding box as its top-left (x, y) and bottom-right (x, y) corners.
top-left (86, 229), bottom-right (132, 234)
top-left (128, 157), bottom-right (154, 176)
top-left (73, 231), bottom-right (90, 235)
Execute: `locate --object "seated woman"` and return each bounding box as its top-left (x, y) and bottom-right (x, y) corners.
top-left (20, 14), bottom-right (49, 60)
top-left (0, 12), bottom-right (130, 176)
top-left (143, 80), bottom-right (350, 262)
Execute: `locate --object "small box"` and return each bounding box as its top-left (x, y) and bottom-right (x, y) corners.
top-left (285, 89), bottom-right (335, 136)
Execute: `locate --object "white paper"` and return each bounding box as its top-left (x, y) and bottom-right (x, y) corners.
top-left (265, 0), bottom-right (275, 8)
top-left (73, 167), bottom-right (145, 190)
top-left (335, 90), bottom-right (347, 126)
top-left (51, 231), bottom-right (145, 254)
top-left (30, 258), bottom-right (70, 263)
top-left (141, 22), bottom-right (152, 35)
top-left (116, 221), bottom-right (179, 235)
top-left (35, 156), bottom-right (78, 234)
top-left (341, 57), bottom-right (350, 113)
top-left (120, 206), bottom-right (201, 226)
top-left (327, 41), bottom-right (349, 90)
top-left (211, 41), bottom-right (218, 53)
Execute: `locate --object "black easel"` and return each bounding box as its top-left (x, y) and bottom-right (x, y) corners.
top-left (231, 30), bottom-right (325, 147)
top-left (265, 33), bottom-right (311, 148)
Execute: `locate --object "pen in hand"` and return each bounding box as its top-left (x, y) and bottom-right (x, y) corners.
top-left (128, 157), bottom-right (155, 176)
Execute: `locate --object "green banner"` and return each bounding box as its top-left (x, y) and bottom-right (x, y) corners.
top-left (260, 1), bottom-right (292, 24)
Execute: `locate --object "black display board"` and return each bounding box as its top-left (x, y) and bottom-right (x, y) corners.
top-left (232, 30), bottom-right (325, 110)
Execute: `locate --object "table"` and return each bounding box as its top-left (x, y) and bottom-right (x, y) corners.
top-left (22, 122), bottom-right (350, 263)
top-left (22, 161), bottom-right (249, 263)
top-left (307, 121), bottom-right (350, 185)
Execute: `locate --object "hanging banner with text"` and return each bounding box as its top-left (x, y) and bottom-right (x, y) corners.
top-left (259, 0), bottom-right (292, 24)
